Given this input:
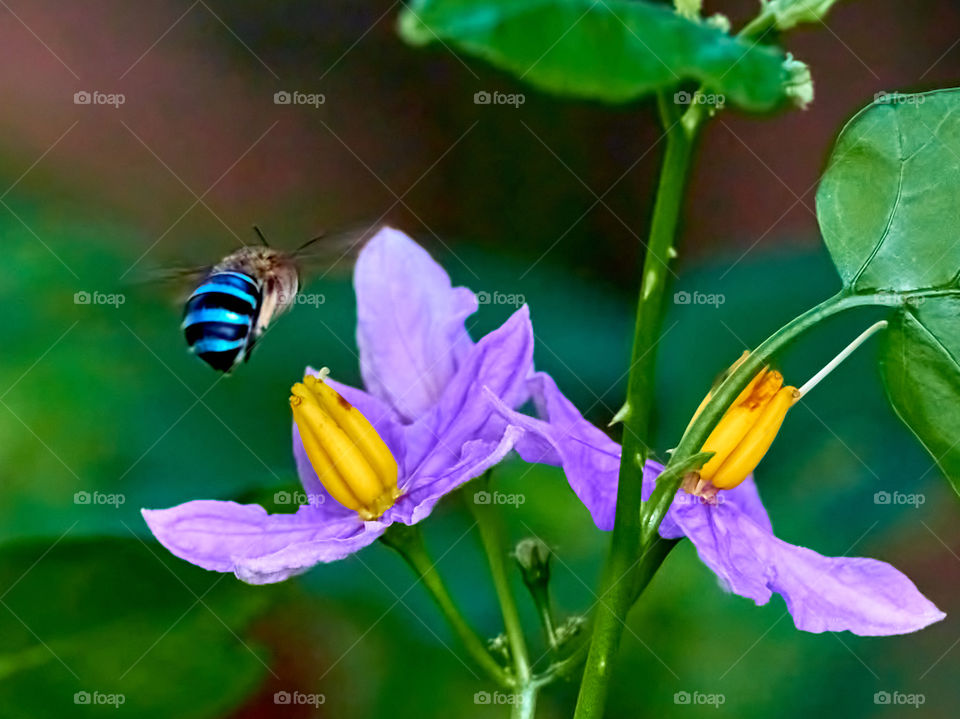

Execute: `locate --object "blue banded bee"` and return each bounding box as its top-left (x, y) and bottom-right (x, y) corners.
top-left (181, 228), bottom-right (333, 372)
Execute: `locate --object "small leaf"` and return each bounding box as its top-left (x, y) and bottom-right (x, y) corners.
top-left (817, 89), bottom-right (960, 293)
top-left (880, 297), bottom-right (960, 492)
top-left (766, 0), bottom-right (841, 30)
top-left (398, 0), bottom-right (789, 110)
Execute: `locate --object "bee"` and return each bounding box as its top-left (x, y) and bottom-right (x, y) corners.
top-left (181, 227), bottom-right (341, 372)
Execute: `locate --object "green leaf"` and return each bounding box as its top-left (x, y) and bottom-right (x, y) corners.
top-left (398, 0), bottom-right (789, 110)
top-left (818, 89), bottom-right (960, 489)
top-left (817, 88), bottom-right (960, 293)
top-left (0, 538), bottom-right (274, 719)
top-left (880, 297), bottom-right (960, 493)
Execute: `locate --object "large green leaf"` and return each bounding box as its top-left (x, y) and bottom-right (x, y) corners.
top-left (817, 89), bottom-right (960, 293)
top-left (398, 0), bottom-right (789, 110)
top-left (0, 538), bottom-right (274, 719)
top-left (879, 298), bottom-right (960, 494)
top-left (818, 89), bottom-right (960, 491)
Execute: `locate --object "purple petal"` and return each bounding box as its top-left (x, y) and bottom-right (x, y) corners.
top-left (486, 373), bottom-right (621, 529)
top-left (390, 425), bottom-right (524, 525)
top-left (142, 501), bottom-right (384, 585)
top-left (671, 499), bottom-right (945, 635)
top-left (654, 476), bottom-right (771, 540)
top-left (404, 306), bottom-right (534, 480)
top-left (354, 228), bottom-right (477, 421)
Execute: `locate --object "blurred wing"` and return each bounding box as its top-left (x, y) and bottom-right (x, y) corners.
top-left (132, 265), bottom-right (212, 303)
top-left (293, 225), bottom-right (380, 278)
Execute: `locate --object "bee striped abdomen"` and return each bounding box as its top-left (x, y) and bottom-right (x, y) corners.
top-left (182, 271), bottom-right (262, 372)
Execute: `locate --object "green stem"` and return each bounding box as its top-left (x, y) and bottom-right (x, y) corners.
top-left (543, 537), bottom-right (678, 686)
top-left (513, 682), bottom-right (540, 719)
top-left (573, 95), bottom-right (701, 719)
top-left (531, 585), bottom-right (559, 652)
top-left (469, 478), bottom-right (531, 688)
top-left (379, 523), bottom-right (510, 688)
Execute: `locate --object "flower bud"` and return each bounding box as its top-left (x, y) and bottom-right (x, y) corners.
top-left (783, 54), bottom-right (814, 110)
top-left (290, 369), bottom-right (400, 520)
top-left (514, 537), bottom-right (552, 588)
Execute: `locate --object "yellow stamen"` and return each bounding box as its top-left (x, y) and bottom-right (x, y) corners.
top-left (710, 385), bottom-right (798, 489)
top-left (290, 369), bottom-right (400, 520)
top-left (699, 368), bottom-right (787, 484)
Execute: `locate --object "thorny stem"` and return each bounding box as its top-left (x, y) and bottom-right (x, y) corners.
top-left (571, 91), bottom-right (702, 719)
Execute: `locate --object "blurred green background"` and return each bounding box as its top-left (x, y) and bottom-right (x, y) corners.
top-left (1, 0), bottom-right (959, 717)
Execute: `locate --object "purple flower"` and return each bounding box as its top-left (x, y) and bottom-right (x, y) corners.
top-left (143, 228), bottom-right (533, 584)
top-left (488, 374), bottom-right (946, 635)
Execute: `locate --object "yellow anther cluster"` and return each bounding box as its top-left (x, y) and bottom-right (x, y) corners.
top-left (290, 371), bottom-right (400, 520)
top-left (697, 363), bottom-right (799, 491)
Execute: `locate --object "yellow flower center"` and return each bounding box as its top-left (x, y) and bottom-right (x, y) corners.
top-left (290, 369), bottom-right (400, 520)
top-left (694, 361), bottom-right (799, 492)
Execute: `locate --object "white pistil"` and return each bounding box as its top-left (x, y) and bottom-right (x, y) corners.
top-left (797, 320), bottom-right (888, 398)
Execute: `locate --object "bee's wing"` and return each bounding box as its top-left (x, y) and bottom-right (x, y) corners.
top-left (133, 265), bottom-right (213, 303)
top-left (292, 225), bottom-right (380, 278)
